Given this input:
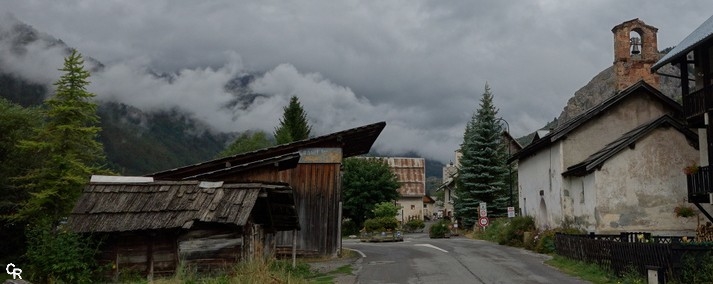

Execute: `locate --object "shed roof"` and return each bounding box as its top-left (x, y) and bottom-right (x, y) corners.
top-left (562, 115), bottom-right (698, 177)
top-left (150, 122), bottom-right (386, 180)
top-left (652, 15), bottom-right (713, 71)
top-left (384, 157), bottom-right (426, 197)
top-left (509, 81), bottom-right (681, 163)
top-left (67, 180), bottom-right (299, 233)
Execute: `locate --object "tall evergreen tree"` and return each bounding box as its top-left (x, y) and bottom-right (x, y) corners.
top-left (455, 83), bottom-right (509, 228)
top-left (14, 50), bottom-right (109, 224)
top-left (274, 96), bottom-right (312, 144)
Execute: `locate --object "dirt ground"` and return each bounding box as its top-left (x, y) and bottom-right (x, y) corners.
top-left (307, 253), bottom-right (361, 284)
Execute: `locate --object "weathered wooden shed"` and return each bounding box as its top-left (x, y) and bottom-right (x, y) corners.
top-left (66, 177), bottom-right (299, 280)
top-left (150, 122), bottom-right (386, 257)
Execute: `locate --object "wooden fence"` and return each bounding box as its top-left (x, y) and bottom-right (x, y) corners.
top-left (555, 233), bottom-right (712, 280)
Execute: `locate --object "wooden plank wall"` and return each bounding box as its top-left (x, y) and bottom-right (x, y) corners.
top-left (278, 163), bottom-right (341, 256)
top-left (100, 233), bottom-right (178, 280)
top-left (227, 162), bottom-right (341, 256)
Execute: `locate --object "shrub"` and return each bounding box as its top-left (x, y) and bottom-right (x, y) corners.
top-left (497, 216), bottom-right (536, 247)
top-left (429, 220), bottom-right (451, 238)
top-left (372, 202), bottom-right (399, 218)
top-left (404, 219), bottom-right (425, 232)
top-left (531, 227), bottom-right (584, 254)
top-left (341, 219), bottom-right (360, 236)
top-left (25, 222), bottom-right (103, 283)
top-left (363, 217), bottom-right (398, 232)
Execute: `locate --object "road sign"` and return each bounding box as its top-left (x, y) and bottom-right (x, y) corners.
top-left (479, 209), bottom-right (487, 217)
top-left (479, 202), bottom-right (487, 211)
top-left (507, 207), bottom-right (515, 218)
top-left (478, 217), bottom-right (489, 227)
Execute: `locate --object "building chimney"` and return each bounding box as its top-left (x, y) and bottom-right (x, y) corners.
top-left (612, 18), bottom-right (659, 91)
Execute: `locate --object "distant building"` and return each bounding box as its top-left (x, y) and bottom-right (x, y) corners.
top-left (381, 157), bottom-right (427, 222)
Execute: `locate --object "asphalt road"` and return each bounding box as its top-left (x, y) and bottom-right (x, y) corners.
top-left (343, 232), bottom-right (589, 284)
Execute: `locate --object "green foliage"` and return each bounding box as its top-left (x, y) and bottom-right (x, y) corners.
top-left (98, 102), bottom-right (229, 175)
top-left (497, 216), bottom-right (536, 247)
top-left (456, 83), bottom-right (509, 228)
top-left (429, 220), bottom-right (451, 238)
top-left (363, 217), bottom-right (398, 232)
top-left (404, 219), bottom-right (425, 232)
top-left (0, 98), bottom-right (42, 262)
top-left (217, 131), bottom-right (273, 157)
top-left (678, 250), bottom-right (713, 283)
top-left (372, 201), bottom-right (399, 218)
top-left (13, 50), bottom-right (111, 224)
top-left (24, 222), bottom-right (102, 283)
top-left (546, 255), bottom-right (619, 284)
top-left (342, 157), bottom-right (400, 228)
top-left (274, 96), bottom-right (312, 145)
top-left (341, 219), bottom-right (360, 236)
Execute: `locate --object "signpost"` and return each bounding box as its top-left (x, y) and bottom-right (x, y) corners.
top-left (507, 207), bottom-right (515, 218)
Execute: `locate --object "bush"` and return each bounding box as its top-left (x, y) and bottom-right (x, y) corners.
top-left (342, 219), bottom-right (360, 236)
top-left (404, 219), bottom-right (425, 232)
top-left (372, 202), bottom-right (399, 218)
top-left (497, 216), bottom-right (536, 247)
top-left (429, 220), bottom-right (451, 238)
top-left (363, 217), bottom-right (398, 232)
top-left (25, 223), bottom-right (103, 283)
top-left (529, 227), bottom-right (584, 254)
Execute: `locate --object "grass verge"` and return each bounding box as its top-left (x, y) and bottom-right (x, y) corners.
top-left (546, 255), bottom-right (645, 284)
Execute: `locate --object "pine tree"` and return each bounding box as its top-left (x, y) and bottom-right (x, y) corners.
top-left (455, 83), bottom-right (509, 228)
top-left (274, 96), bottom-right (312, 144)
top-left (14, 50), bottom-right (109, 224)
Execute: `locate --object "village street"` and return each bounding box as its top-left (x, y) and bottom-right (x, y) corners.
top-left (343, 232), bottom-right (588, 284)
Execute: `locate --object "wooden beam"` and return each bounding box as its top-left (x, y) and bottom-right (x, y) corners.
top-left (693, 202), bottom-right (713, 224)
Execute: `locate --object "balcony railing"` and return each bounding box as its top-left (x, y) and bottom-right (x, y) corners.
top-left (683, 88), bottom-right (706, 120)
top-left (687, 165), bottom-right (713, 201)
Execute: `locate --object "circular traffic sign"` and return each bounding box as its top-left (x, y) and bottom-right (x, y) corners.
top-left (478, 217), bottom-right (489, 227)
top-left (479, 209), bottom-right (487, 217)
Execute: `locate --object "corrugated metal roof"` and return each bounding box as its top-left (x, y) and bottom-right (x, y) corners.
top-left (67, 181), bottom-right (299, 233)
top-left (652, 15), bottom-right (713, 71)
top-left (384, 157), bottom-right (425, 197)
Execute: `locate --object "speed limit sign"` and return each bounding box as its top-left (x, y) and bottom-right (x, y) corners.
top-left (478, 217), bottom-right (489, 227)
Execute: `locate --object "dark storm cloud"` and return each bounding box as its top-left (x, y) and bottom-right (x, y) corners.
top-left (2, 1), bottom-right (711, 163)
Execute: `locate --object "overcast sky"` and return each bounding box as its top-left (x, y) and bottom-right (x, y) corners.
top-left (2, 1), bottom-right (711, 164)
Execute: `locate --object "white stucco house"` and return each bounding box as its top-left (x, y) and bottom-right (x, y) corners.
top-left (511, 81), bottom-right (700, 234)
top-left (383, 157), bottom-right (426, 222)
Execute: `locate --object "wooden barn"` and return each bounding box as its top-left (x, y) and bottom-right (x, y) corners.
top-left (150, 122), bottom-right (386, 257)
top-left (66, 176), bottom-right (299, 280)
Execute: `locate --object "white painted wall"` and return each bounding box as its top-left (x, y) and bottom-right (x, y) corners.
top-left (518, 141), bottom-right (564, 228)
top-left (396, 197), bottom-right (424, 222)
top-left (592, 128), bottom-right (699, 235)
top-left (561, 93), bottom-right (671, 168)
top-left (564, 174), bottom-right (597, 232)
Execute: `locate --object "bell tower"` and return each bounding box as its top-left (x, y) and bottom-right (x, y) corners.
top-left (612, 18), bottom-right (659, 91)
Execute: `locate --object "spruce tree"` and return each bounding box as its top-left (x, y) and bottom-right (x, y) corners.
top-left (455, 83), bottom-right (509, 228)
top-left (274, 96), bottom-right (312, 144)
top-left (14, 50), bottom-right (109, 224)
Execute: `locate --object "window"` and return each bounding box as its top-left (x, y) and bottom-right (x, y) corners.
top-left (411, 205), bottom-right (415, 210)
